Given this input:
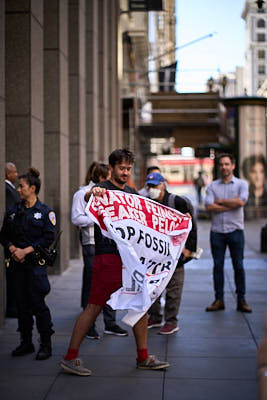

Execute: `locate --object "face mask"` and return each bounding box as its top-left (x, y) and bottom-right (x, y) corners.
top-left (148, 187), bottom-right (161, 200)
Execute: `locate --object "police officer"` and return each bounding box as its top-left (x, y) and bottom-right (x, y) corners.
top-left (0, 167), bottom-right (56, 360)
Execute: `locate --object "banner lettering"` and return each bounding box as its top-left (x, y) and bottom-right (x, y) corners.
top-left (86, 190), bottom-right (191, 326)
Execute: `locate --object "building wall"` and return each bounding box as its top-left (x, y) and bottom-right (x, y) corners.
top-left (5, 1), bottom-right (45, 196)
top-left (0, 0), bottom-right (5, 327)
top-left (120, 2), bottom-right (149, 102)
top-left (149, 0), bottom-right (176, 93)
top-left (208, 68), bottom-right (245, 97)
top-left (242, 0), bottom-right (267, 95)
top-left (68, 0), bottom-right (86, 259)
top-left (86, 0), bottom-right (100, 163)
top-left (44, 0), bottom-right (70, 273)
top-left (0, 0), bottom-right (123, 325)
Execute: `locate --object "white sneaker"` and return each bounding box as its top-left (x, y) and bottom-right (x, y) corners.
top-left (60, 358), bottom-right (92, 376)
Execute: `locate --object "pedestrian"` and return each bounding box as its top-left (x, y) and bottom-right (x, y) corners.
top-left (4, 162), bottom-right (20, 317)
top-left (138, 165), bottom-right (161, 197)
top-left (144, 172), bottom-right (197, 334)
top-left (205, 153), bottom-right (252, 313)
top-left (5, 162), bottom-right (20, 211)
top-left (60, 149), bottom-right (169, 376)
top-left (194, 171), bottom-right (205, 204)
top-left (0, 167), bottom-right (56, 359)
top-left (71, 161), bottom-right (128, 339)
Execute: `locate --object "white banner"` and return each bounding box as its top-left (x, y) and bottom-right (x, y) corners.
top-left (85, 190), bottom-right (191, 326)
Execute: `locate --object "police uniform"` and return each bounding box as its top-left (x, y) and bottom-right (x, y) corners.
top-left (0, 199), bottom-right (56, 359)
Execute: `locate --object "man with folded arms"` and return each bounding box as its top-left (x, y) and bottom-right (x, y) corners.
top-left (205, 153), bottom-right (252, 313)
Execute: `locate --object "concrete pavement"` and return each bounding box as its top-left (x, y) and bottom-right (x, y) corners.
top-left (0, 218), bottom-right (267, 400)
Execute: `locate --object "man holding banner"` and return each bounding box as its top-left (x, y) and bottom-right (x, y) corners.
top-left (60, 149), bottom-right (192, 376)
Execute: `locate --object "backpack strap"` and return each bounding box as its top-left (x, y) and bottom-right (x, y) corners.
top-left (168, 193), bottom-right (176, 209)
top-left (168, 193), bottom-right (194, 215)
top-left (182, 196), bottom-right (194, 215)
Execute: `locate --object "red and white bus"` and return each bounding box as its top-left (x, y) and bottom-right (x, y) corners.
top-left (156, 155), bottom-right (214, 186)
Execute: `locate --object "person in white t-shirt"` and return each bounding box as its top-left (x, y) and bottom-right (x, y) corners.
top-left (71, 162), bottom-right (128, 339)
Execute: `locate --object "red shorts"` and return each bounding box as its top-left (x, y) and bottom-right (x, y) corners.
top-left (89, 254), bottom-right (122, 306)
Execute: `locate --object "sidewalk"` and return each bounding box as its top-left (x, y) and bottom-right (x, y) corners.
top-left (0, 219), bottom-right (267, 400)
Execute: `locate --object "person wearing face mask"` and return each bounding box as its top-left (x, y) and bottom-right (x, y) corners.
top-left (146, 172), bottom-right (198, 335)
top-left (138, 166), bottom-right (161, 198)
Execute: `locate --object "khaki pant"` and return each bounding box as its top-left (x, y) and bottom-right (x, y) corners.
top-left (148, 266), bottom-right (184, 327)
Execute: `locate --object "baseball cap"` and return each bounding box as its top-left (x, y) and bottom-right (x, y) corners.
top-left (145, 172), bottom-right (165, 185)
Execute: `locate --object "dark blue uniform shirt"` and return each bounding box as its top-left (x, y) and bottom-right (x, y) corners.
top-left (0, 199), bottom-right (56, 252)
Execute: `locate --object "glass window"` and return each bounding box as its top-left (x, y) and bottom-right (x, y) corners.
top-left (258, 50), bottom-right (265, 59)
top-left (258, 64), bottom-right (265, 74)
top-left (257, 19), bottom-right (265, 28)
top-left (258, 33), bottom-right (265, 42)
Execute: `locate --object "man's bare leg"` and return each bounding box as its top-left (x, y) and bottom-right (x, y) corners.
top-left (60, 304), bottom-right (102, 376)
top-left (69, 304), bottom-right (103, 349)
top-left (133, 313), bottom-right (148, 349)
top-left (133, 312), bottom-right (170, 370)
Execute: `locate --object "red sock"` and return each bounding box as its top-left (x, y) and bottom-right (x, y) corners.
top-left (64, 347), bottom-right (79, 361)
top-left (137, 348), bottom-right (149, 362)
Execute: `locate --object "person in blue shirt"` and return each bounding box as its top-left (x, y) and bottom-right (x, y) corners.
top-left (0, 167), bottom-right (56, 360)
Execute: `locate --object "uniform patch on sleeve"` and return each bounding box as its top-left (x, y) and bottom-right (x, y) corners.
top-left (49, 211), bottom-right (56, 226)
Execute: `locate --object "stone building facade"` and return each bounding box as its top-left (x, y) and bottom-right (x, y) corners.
top-left (0, 0), bottom-right (123, 326)
top-left (242, 0), bottom-right (267, 95)
top-left (0, 0), bottom-right (176, 326)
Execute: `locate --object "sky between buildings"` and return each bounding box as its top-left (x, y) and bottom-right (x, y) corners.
top-left (175, 0), bottom-right (246, 93)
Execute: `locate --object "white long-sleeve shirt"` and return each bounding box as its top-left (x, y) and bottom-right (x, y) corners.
top-left (71, 181), bottom-right (95, 245)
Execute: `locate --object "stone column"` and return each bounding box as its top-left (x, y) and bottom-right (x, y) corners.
top-left (86, 0), bottom-right (99, 165)
top-left (69, 0), bottom-right (86, 259)
top-left (44, 0), bottom-right (69, 273)
top-left (0, 0), bottom-right (5, 327)
top-left (5, 0), bottom-right (44, 198)
top-left (98, 0), bottom-right (109, 161)
top-left (114, 1), bottom-right (122, 148)
top-left (108, 0), bottom-right (118, 152)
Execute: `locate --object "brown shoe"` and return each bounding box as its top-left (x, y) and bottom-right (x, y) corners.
top-left (206, 300), bottom-right (225, 312)
top-left (237, 300), bottom-right (252, 313)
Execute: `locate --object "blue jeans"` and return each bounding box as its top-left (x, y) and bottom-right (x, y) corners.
top-left (210, 230), bottom-right (246, 301)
